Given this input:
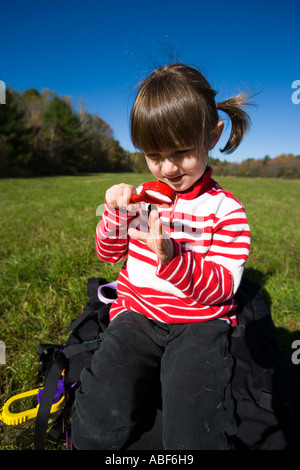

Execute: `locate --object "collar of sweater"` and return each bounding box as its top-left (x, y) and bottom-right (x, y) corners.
top-left (176, 166), bottom-right (214, 200)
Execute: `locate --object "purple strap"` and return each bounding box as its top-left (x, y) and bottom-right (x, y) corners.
top-left (97, 281), bottom-right (118, 304)
top-left (37, 377), bottom-right (65, 405)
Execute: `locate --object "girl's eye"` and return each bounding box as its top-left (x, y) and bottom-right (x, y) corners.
top-left (175, 152), bottom-right (188, 159)
top-left (174, 148), bottom-right (195, 158)
top-left (146, 155), bottom-right (161, 163)
top-left (145, 148), bottom-right (195, 162)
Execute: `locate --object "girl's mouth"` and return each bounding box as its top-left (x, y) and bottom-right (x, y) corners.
top-left (166, 174), bottom-right (184, 184)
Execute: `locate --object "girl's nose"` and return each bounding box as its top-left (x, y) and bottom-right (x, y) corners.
top-left (161, 158), bottom-right (179, 175)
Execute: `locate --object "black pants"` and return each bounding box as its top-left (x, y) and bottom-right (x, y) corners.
top-left (72, 311), bottom-right (236, 450)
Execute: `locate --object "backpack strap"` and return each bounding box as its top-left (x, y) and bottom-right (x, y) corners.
top-left (64, 304), bottom-right (97, 334)
top-left (88, 277), bottom-right (106, 307)
top-left (62, 340), bottom-right (103, 359)
top-left (34, 352), bottom-right (67, 450)
top-left (37, 344), bottom-right (61, 380)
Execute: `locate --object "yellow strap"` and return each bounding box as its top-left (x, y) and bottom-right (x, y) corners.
top-left (0, 388), bottom-right (65, 426)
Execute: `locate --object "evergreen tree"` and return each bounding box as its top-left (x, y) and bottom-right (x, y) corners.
top-left (0, 88), bottom-right (35, 176)
top-left (42, 96), bottom-right (87, 174)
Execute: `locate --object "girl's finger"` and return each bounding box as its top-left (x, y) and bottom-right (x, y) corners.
top-left (149, 210), bottom-right (160, 237)
top-left (128, 227), bottom-right (148, 243)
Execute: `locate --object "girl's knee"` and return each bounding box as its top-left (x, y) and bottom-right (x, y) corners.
top-left (72, 407), bottom-right (133, 450)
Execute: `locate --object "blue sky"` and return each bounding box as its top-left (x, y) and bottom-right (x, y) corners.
top-left (1, 0), bottom-right (299, 162)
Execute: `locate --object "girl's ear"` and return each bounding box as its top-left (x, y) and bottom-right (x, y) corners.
top-left (208, 121), bottom-right (224, 150)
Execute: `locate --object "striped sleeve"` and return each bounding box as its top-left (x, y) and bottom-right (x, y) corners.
top-left (207, 206), bottom-right (250, 292)
top-left (96, 202), bottom-right (137, 263)
top-left (156, 206), bottom-right (250, 304)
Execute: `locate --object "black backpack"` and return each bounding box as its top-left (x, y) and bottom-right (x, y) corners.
top-left (34, 277), bottom-right (112, 450)
top-left (231, 278), bottom-right (300, 449)
top-left (33, 276), bottom-right (300, 450)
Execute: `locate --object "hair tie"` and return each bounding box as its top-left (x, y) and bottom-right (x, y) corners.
top-left (216, 103), bottom-right (218, 109)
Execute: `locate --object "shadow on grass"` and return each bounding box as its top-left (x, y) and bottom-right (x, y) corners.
top-left (244, 266), bottom-right (300, 386)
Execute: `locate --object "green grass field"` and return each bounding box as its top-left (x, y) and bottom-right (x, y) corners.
top-left (1, 173), bottom-right (300, 449)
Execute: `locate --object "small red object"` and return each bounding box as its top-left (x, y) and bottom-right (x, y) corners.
top-left (130, 181), bottom-right (176, 206)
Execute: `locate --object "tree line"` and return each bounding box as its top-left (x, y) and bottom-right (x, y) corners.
top-left (0, 86), bottom-right (299, 178)
top-left (0, 87), bottom-right (144, 177)
top-left (209, 154), bottom-right (300, 178)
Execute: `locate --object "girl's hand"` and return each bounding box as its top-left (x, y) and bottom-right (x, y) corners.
top-left (105, 183), bottom-right (137, 211)
top-left (128, 209), bottom-right (174, 266)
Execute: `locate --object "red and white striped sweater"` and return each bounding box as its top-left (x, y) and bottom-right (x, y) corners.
top-left (96, 168), bottom-right (250, 325)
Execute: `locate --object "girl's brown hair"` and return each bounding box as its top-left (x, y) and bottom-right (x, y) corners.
top-left (130, 63), bottom-right (252, 155)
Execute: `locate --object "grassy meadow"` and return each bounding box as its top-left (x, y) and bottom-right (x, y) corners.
top-left (0, 173), bottom-right (300, 449)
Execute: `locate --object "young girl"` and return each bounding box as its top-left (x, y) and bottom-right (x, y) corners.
top-left (72, 63), bottom-right (252, 450)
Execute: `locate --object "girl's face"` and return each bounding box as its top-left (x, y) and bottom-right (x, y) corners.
top-left (144, 146), bottom-right (208, 192)
top-left (143, 122), bottom-right (224, 192)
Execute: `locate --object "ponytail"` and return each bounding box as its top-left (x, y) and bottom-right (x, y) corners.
top-left (216, 92), bottom-right (253, 154)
